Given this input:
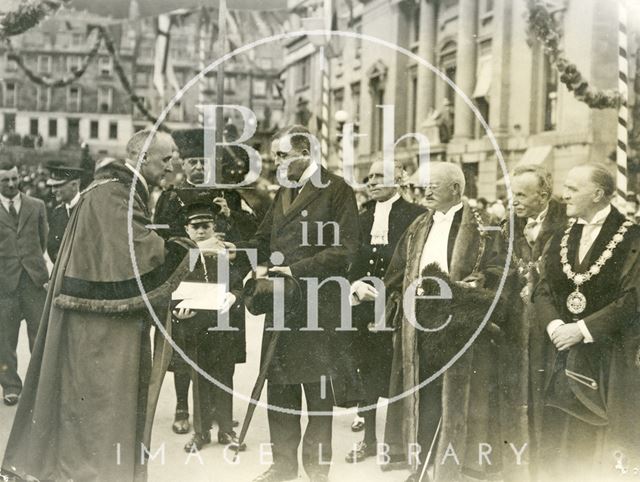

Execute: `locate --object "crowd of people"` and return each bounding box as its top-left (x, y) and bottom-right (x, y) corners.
top-left (0, 124), bottom-right (639, 482)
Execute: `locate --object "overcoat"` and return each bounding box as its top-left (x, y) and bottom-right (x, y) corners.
top-left (238, 168), bottom-right (360, 387)
top-left (349, 196), bottom-right (425, 400)
top-left (2, 163), bottom-right (193, 482)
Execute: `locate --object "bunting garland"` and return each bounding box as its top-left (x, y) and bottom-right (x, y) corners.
top-left (0, 0), bottom-right (69, 38)
top-left (4, 30), bottom-right (102, 88)
top-left (525, 0), bottom-right (623, 110)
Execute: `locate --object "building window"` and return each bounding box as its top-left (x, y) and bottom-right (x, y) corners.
top-left (72, 32), bottom-right (84, 46)
top-left (37, 55), bottom-right (52, 73)
top-left (485, 0), bottom-right (495, 13)
top-left (440, 41), bottom-right (457, 106)
top-left (333, 87), bottom-right (345, 113)
top-left (30, 118), bottom-right (39, 136)
top-left (90, 120), bottom-right (99, 139)
top-left (350, 81), bottom-right (361, 137)
top-left (408, 67), bottom-right (418, 133)
top-left (253, 79), bottom-right (267, 97)
top-left (5, 54), bottom-right (17, 72)
top-left (295, 57), bottom-right (311, 91)
top-left (108, 121), bottom-right (118, 139)
top-left (48, 119), bottom-right (58, 137)
top-left (354, 21), bottom-right (362, 60)
top-left (371, 86), bottom-right (385, 153)
top-left (224, 75), bottom-right (236, 93)
top-left (36, 86), bottom-right (51, 111)
top-left (67, 55), bottom-right (81, 73)
top-left (543, 54), bottom-right (558, 131)
top-left (67, 86), bottom-right (81, 112)
top-left (135, 71), bottom-right (150, 86)
top-left (98, 87), bottom-right (112, 112)
top-left (3, 81), bottom-right (17, 108)
top-left (99, 56), bottom-right (112, 76)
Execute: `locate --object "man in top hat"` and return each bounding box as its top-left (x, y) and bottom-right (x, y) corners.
top-left (46, 162), bottom-right (84, 263)
top-left (0, 161), bottom-right (48, 407)
top-left (345, 159), bottom-right (425, 463)
top-left (171, 201), bottom-right (247, 453)
top-left (153, 128), bottom-right (255, 435)
top-left (533, 164), bottom-right (640, 481)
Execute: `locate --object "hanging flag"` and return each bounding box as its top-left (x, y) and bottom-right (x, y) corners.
top-left (153, 13), bottom-right (171, 98)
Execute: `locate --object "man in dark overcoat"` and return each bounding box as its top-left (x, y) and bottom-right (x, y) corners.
top-left (235, 125), bottom-right (360, 482)
top-left (533, 164), bottom-right (640, 482)
top-left (346, 159), bottom-right (425, 463)
top-left (45, 162), bottom-right (83, 263)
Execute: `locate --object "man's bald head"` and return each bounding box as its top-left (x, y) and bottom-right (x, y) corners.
top-left (125, 130), bottom-right (176, 186)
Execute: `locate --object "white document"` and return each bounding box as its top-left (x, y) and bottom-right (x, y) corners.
top-left (172, 282), bottom-right (226, 311)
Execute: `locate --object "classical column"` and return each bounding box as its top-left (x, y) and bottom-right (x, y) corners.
top-left (488, 0), bottom-right (512, 136)
top-left (416, 0), bottom-right (437, 131)
top-left (453, 0), bottom-right (478, 140)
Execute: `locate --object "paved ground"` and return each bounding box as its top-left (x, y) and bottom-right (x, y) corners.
top-left (0, 316), bottom-right (410, 482)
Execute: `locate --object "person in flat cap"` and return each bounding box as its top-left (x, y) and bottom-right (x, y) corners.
top-left (171, 200), bottom-right (247, 452)
top-left (46, 162), bottom-right (84, 263)
top-left (153, 127), bottom-right (255, 435)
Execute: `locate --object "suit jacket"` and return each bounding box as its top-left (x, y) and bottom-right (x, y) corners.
top-left (0, 193), bottom-right (49, 293)
top-left (239, 167), bottom-right (360, 385)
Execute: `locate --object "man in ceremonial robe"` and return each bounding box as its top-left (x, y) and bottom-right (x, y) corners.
top-left (346, 159), bottom-right (425, 462)
top-left (491, 164), bottom-right (567, 480)
top-left (1, 130), bottom-right (216, 482)
top-left (383, 162), bottom-right (506, 482)
top-left (533, 164), bottom-right (640, 481)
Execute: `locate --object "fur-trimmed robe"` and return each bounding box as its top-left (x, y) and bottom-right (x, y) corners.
top-left (384, 202), bottom-right (516, 481)
top-left (2, 163), bottom-right (194, 482)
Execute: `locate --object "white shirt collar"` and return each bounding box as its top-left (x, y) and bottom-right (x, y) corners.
top-left (298, 162), bottom-right (319, 185)
top-left (433, 202), bottom-right (463, 222)
top-left (0, 192), bottom-right (20, 205)
top-left (66, 192), bottom-right (80, 210)
top-left (124, 160), bottom-right (149, 193)
top-left (376, 193), bottom-right (400, 208)
top-left (577, 204), bottom-right (611, 226)
top-left (527, 204), bottom-right (549, 225)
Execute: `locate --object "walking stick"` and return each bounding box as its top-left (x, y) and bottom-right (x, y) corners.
top-left (233, 329), bottom-right (281, 461)
top-left (418, 416), bottom-right (442, 482)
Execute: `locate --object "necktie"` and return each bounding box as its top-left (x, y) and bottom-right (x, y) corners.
top-left (523, 219), bottom-right (538, 246)
top-left (8, 200), bottom-right (18, 223)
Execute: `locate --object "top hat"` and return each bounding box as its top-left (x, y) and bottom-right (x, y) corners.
top-left (46, 161), bottom-right (84, 186)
